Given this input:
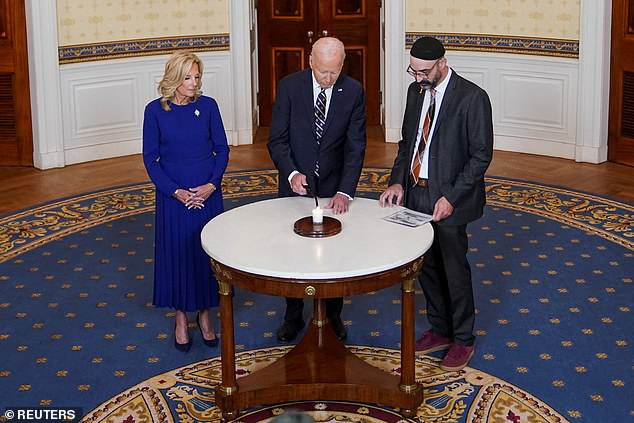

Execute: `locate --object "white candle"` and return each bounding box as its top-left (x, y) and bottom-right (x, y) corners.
top-left (312, 206), bottom-right (324, 225)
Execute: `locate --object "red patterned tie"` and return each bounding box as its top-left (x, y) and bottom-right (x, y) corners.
top-left (411, 89), bottom-right (436, 183)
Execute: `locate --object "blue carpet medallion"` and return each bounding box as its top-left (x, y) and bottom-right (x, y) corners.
top-left (0, 169), bottom-right (632, 423)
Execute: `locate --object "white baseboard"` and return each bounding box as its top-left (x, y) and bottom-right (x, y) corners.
top-left (494, 135), bottom-right (576, 159)
top-left (64, 139), bottom-right (142, 165)
top-left (33, 151), bottom-right (66, 170)
top-left (575, 145), bottom-right (608, 164)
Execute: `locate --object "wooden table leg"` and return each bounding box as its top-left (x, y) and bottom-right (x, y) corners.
top-left (399, 276), bottom-right (421, 417)
top-left (214, 277), bottom-right (238, 420)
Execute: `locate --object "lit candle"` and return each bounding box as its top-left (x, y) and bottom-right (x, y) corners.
top-left (312, 206), bottom-right (323, 225)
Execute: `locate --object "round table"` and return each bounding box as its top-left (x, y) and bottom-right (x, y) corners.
top-left (201, 197), bottom-right (433, 419)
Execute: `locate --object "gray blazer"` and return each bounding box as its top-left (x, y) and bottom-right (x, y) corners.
top-left (388, 70), bottom-right (494, 226)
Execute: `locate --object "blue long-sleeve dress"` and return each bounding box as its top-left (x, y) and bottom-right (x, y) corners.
top-left (142, 95), bottom-right (230, 311)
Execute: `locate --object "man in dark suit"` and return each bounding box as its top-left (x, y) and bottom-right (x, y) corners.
top-left (268, 37), bottom-right (367, 342)
top-left (379, 36), bottom-right (493, 371)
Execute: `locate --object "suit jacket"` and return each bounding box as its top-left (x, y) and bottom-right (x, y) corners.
top-left (268, 69), bottom-right (366, 198)
top-left (388, 70), bottom-right (494, 226)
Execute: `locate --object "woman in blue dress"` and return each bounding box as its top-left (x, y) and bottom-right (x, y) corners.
top-left (143, 51), bottom-right (229, 352)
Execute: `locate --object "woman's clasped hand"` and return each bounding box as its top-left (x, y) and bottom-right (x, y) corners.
top-left (174, 183), bottom-right (216, 209)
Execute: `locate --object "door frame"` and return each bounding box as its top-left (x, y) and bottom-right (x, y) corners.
top-left (25, 0), bottom-right (613, 167)
top-left (25, 0), bottom-right (65, 169)
top-left (575, 0), bottom-right (612, 163)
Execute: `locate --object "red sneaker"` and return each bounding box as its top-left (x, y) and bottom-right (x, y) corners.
top-left (440, 344), bottom-right (475, 371)
top-left (414, 330), bottom-right (452, 354)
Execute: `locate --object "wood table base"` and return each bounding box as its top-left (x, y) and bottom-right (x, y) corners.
top-left (215, 298), bottom-right (423, 420)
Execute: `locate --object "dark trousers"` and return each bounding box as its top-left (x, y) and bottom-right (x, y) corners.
top-left (283, 179), bottom-right (344, 322)
top-left (407, 185), bottom-right (476, 346)
top-left (284, 297), bottom-right (344, 322)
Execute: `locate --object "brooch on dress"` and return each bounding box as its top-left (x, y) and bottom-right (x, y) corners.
top-left (194, 109), bottom-right (200, 117)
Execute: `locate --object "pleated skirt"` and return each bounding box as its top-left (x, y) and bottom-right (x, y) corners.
top-left (152, 161), bottom-right (222, 311)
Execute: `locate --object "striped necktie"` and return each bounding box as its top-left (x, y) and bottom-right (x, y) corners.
top-left (411, 88), bottom-right (436, 183)
top-left (314, 87), bottom-right (327, 177)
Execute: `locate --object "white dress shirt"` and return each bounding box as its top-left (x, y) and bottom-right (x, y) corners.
top-left (312, 74), bottom-right (333, 117)
top-left (412, 68), bottom-right (453, 179)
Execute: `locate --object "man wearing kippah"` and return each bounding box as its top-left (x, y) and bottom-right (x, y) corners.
top-left (379, 36), bottom-right (493, 371)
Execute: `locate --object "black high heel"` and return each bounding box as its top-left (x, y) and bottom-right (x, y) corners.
top-left (174, 323), bottom-right (192, 352)
top-left (196, 313), bottom-right (219, 347)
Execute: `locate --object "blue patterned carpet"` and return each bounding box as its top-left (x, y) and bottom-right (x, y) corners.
top-left (0, 169), bottom-right (632, 422)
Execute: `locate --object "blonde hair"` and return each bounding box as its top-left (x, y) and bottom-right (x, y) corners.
top-left (158, 51), bottom-right (204, 111)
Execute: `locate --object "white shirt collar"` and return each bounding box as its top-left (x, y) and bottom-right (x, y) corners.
top-left (311, 72), bottom-right (322, 91)
top-left (432, 67), bottom-right (452, 97)
top-left (311, 73), bottom-right (334, 94)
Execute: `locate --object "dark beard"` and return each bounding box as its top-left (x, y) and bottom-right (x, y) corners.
top-left (418, 75), bottom-right (440, 90)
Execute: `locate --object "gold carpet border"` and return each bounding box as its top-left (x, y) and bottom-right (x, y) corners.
top-left (1, 170), bottom-right (632, 263)
top-left (80, 345), bottom-right (569, 423)
top-left (485, 177), bottom-right (634, 251)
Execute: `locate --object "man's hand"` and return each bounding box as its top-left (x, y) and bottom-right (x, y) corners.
top-left (324, 193), bottom-right (350, 215)
top-left (379, 184), bottom-right (404, 208)
top-left (290, 173), bottom-right (308, 195)
top-left (433, 196), bottom-right (454, 221)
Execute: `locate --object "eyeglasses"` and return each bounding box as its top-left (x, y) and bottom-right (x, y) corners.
top-left (407, 60), bottom-right (440, 79)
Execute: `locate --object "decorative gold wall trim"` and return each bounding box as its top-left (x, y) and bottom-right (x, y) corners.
top-left (58, 34), bottom-right (230, 64)
top-left (406, 33), bottom-right (579, 58)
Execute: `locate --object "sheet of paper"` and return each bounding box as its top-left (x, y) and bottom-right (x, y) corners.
top-left (382, 209), bottom-right (433, 227)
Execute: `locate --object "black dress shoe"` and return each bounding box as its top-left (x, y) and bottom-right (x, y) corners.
top-left (276, 318), bottom-right (305, 342)
top-left (174, 323), bottom-right (192, 352)
top-left (330, 316), bottom-right (347, 341)
top-left (196, 313), bottom-right (219, 347)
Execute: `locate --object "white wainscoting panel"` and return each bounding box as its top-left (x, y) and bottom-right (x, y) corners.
top-left (391, 51), bottom-right (579, 160)
top-left (59, 52), bottom-right (233, 165)
top-left (499, 74), bottom-right (566, 129)
top-left (454, 68), bottom-right (487, 91)
top-left (69, 76), bottom-right (140, 139)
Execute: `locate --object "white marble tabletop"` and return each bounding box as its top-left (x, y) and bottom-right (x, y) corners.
top-left (201, 197), bottom-right (434, 279)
